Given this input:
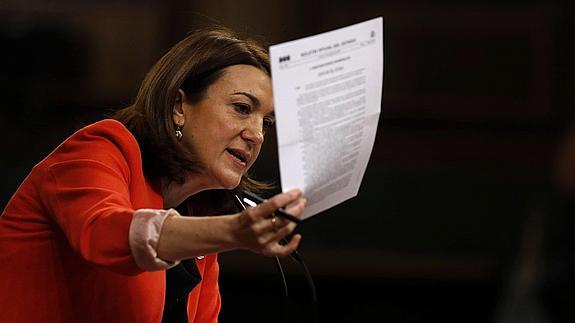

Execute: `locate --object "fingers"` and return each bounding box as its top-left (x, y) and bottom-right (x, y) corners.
top-left (249, 213), bottom-right (297, 248)
top-left (261, 234), bottom-right (302, 257)
top-left (239, 189), bottom-right (306, 257)
top-left (254, 189), bottom-right (304, 218)
top-left (283, 196), bottom-right (307, 219)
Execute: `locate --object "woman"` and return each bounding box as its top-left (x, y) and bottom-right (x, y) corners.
top-left (0, 28), bottom-right (306, 322)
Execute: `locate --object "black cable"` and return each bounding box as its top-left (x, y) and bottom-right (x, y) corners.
top-left (273, 256), bottom-right (291, 323)
top-left (284, 241), bottom-right (319, 323)
top-left (233, 195), bottom-right (291, 299)
top-left (235, 194), bottom-right (318, 323)
top-left (273, 256), bottom-right (289, 297)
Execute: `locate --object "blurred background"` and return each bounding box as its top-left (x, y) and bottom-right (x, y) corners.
top-left (2, 0), bottom-right (575, 322)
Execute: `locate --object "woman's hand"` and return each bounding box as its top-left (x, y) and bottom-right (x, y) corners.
top-left (234, 189), bottom-right (306, 257)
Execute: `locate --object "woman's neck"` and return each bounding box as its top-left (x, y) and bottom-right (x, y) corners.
top-left (161, 175), bottom-right (219, 208)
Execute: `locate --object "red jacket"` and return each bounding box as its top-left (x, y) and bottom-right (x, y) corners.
top-left (0, 119), bottom-right (221, 322)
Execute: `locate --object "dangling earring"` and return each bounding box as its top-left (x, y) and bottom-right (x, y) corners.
top-left (175, 124), bottom-right (183, 141)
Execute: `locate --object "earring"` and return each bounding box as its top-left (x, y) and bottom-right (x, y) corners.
top-left (175, 124), bottom-right (183, 141)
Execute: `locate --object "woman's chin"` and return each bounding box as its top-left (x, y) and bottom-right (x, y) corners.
top-left (220, 182), bottom-right (239, 190)
top-left (217, 174), bottom-right (242, 190)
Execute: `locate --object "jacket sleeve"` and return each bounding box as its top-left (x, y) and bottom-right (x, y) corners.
top-left (38, 121), bottom-right (145, 275)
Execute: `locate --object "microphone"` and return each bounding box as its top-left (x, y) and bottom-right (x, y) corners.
top-left (233, 192), bottom-right (318, 323)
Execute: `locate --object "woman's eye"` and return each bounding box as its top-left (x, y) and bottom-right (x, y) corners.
top-left (234, 103), bottom-right (251, 114)
top-left (263, 117), bottom-right (275, 131)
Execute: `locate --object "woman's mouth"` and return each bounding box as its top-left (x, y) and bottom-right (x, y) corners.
top-left (226, 148), bottom-right (249, 167)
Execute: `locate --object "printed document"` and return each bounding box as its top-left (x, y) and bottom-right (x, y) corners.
top-left (269, 17), bottom-right (383, 219)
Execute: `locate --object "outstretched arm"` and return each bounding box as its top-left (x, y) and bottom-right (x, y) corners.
top-left (156, 189), bottom-right (306, 262)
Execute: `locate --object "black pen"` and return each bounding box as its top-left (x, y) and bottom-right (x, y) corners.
top-left (242, 191), bottom-right (303, 224)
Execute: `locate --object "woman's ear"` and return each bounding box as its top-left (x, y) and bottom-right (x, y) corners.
top-left (172, 89), bottom-right (186, 125)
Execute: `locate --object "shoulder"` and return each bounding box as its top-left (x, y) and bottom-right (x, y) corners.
top-left (61, 119), bottom-right (141, 159)
top-left (78, 119), bottom-right (136, 145)
top-left (35, 119), bottom-right (143, 176)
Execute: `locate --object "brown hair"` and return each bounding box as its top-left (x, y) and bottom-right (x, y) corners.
top-left (113, 27), bottom-right (272, 192)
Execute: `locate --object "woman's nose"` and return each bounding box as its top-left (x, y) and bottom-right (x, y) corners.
top-left (241, 123), bottom-right (264, 145)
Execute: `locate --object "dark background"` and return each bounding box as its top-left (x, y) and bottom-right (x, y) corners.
top-left (2, 1), bottom-right (575, 322)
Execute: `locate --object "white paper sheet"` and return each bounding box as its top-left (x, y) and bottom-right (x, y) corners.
top-left (270, 17), bottom-right (383, 219)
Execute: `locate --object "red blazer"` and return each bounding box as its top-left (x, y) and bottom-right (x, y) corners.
top-left (0, 119), bottom-right (221, 322)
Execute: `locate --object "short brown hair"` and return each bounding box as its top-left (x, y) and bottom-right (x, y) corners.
top-left (113, 27), bottom-right (272, 192)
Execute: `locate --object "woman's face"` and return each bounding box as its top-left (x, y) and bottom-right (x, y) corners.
top-left (175, 64), bottom-right (274, 190)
